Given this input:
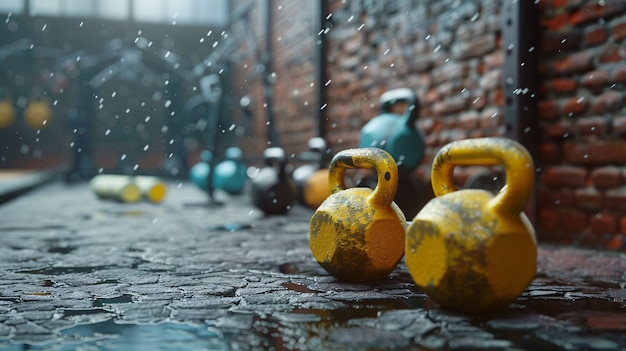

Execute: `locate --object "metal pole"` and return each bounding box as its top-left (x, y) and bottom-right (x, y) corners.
top-left (502, 0), bottom-right (539, 223)
top-left (316, 0), bottom-right (328, 139)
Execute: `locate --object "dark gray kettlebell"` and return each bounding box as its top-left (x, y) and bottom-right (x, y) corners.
top-left (249, 147), bottom-right (298, 215)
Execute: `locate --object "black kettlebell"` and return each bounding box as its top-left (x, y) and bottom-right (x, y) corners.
top-left (249, 147), bottom-right (298, 215)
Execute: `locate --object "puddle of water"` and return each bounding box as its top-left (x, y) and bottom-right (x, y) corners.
top-left (17, 265), bottom-right (115, 275)
top-left (206, 222), bottom-right (253, 232)
top-left (93, 294), bottom-right (134, 307)
top-left (1, 320), bottom-right (228, 351)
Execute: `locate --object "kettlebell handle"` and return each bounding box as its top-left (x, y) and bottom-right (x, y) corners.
top-left (328, 148), bottom-right (398, 208)
top-left (264, 147), bottom-right (287, 170)
top-left (431, 137), bottom-right (534, 215)
top-left (379, 88), bottom-right (420, 127)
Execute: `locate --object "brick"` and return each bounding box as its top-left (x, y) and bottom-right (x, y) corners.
top-left (605, 233), bottom-right (625, 250)
top-left (580, 69), bottom-right (609, 90)
top-left (590, 212), bottom-right (618, 235)
top-left (576, 116), bottom-right (606, 136)
top-left (540, 30), bottom-right (582, 54)
top-left (562, 96), bottom-right (589, 116)
top-left (598, 45), bottom-right (621, 64)
top-left (606, 186), bottom-right (626, 211)
top-left (541, 165), bottom-right (588, 188)
top-left (538, 208), bottom-right (560, 232)
top-left (479, 107), bottom-right (502, 130)
top-left (563, 139), bottom-right (626, 165)
top-left (550, 50), bottom-right (594, 75)
top-left (614, 115), bottom-right (626, 135)
top-left (541, 12), bottom-right (571, 32)
top-left (584, 24), bottom-right (608, 46)
top-left (571, 2), bottom-right (626, 26)
top-left (538, 100), bottom-right (561, 121)
top-left (545, 78), bottom-right (578, 95)
top-left (458, 111), bottom-right (479, 130)
top-left (621, 217), bottom-right (626, 235)
top-left (541, 119), bottom-right (574, 139)
top-left (574, 187), bottom-right (604, 211)
top-left (589, 92), bottom-right (624, 114)
top-left (560, 208), bottom-right (589, 232)
top-left (483, 51), bottom-right (503, 70)
top-left (538, 187), bottom-right (576, 208)
top-left (479, 70), bottom-right (502, 91)
top-left (451, 33), bottom-right (496, 60)
top-left (611, 65), bottom-right (626, 84)
top-left (591, 166), bottom-right (622, 189)
top-left (610, 17), bottom-right (626, 41)
top-left (539, 141), bottom-right (561, 163)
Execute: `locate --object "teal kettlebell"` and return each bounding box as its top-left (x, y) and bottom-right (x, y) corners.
top-left (214, 147), bottom-right (247, 195)
top-left (190, 150), bottom-right (213, 191)
top-left (359, 88), bottom-right (425, 173)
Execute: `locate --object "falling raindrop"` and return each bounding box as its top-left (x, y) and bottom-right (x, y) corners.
top-left (121, 154), bottom-right (127, 160)
top-left (105, 129), bottom-right (111, 136)
top-left (143, 145), bottom-right (149, 151)
top-left (229, 124), bottom-right (236, 131)
top-left (145, 116), bottom-right (151, 122)
top-left (133, 164), bottom-right (139, 171)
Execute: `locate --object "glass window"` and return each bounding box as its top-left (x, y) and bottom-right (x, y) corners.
top-left (31, 0), bottom-right (62, 16)
top-left (0, 0), bottom-right (24, 14)
top-left (65, 0), bottom-right (95, 17)
top-left (197, 0), bottom-right (228, 26)
top-left (133, 0), bottom-right (166, 23)
top-left (96, 0), bottom-right (129, 21)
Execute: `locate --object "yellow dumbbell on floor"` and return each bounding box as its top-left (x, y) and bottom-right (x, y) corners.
top-left (309, 148), bottom-right (407, 283)
top-left (406, 137), bottom-right (537, 313)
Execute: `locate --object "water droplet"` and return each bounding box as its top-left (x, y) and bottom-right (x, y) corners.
top-left (105, 129), bottom-right (111, 136)
top-left (133, 164), bottom-right (139, 171)
top-left (143, 145), bottom-right (149, 151)
top-left (121, 154), bottom-right (127, 160)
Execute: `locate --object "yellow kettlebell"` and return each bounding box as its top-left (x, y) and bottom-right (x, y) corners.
top-left (406, 137), bottom-right (536, 313)
top-left (0, 98), bottom-right (16, 128)
top-left (24, 98), bottom-right (52, 130)
top-left (309, 148), bottom-right (407, 282)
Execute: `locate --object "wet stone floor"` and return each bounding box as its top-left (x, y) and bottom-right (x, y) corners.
top-left (0, 181), bottom-right (625, 350)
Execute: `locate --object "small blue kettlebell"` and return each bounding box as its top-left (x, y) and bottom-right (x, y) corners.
top-left (190, 150), bottom-right (213, 191)
top-left (214, 147), bottom-right (247, 195)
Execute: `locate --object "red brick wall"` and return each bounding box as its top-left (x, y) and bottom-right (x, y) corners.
top-left (537, 0), bottom-right (626, 249)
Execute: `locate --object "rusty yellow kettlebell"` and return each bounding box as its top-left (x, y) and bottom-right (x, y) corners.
top-left (309, 148), bottom-right (407, 282)
top-left (406, 137), bottom-right (537, 313)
